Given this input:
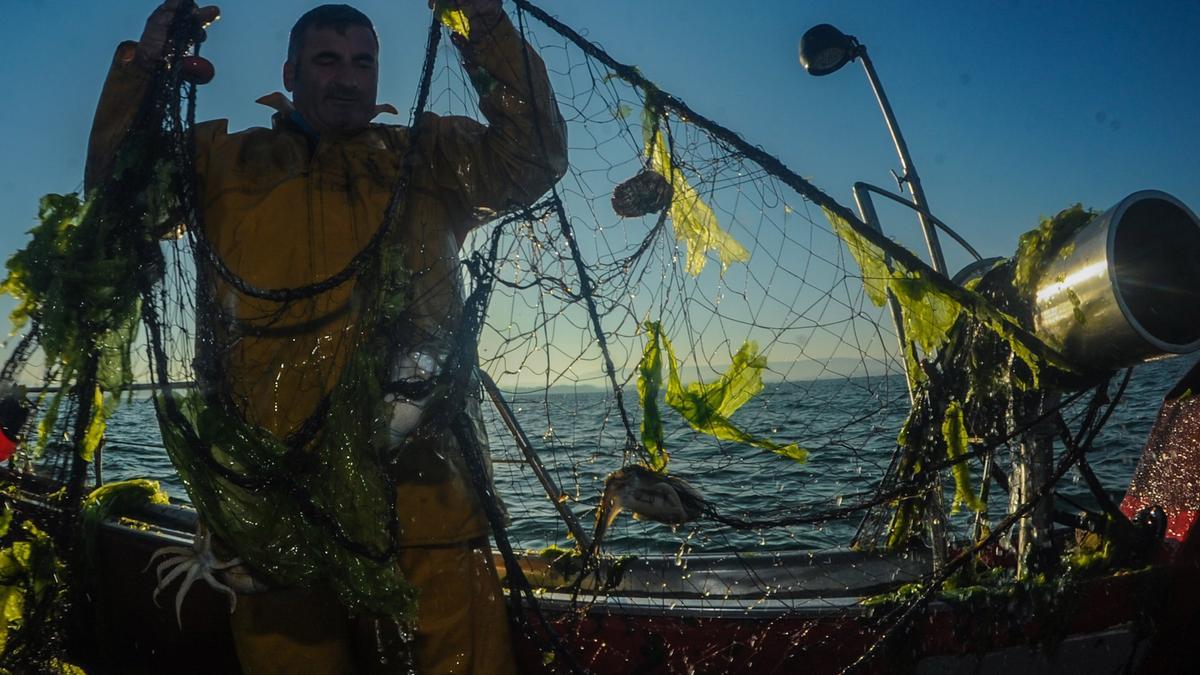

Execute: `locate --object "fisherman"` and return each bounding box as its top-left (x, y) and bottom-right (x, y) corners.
top-left (86, 1), bottom-right (566, 672)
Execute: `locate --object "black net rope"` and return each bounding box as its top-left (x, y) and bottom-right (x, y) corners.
top-left (0, 1), bottom-right (1164, 672)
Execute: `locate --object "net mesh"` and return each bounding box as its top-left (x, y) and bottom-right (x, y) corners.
top-left (0, 1), bottom-right (1174, 672)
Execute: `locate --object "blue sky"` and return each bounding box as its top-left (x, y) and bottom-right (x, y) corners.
top-left (0, 0), bottom-right (1197, 349)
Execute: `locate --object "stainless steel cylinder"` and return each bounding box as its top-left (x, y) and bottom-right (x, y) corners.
top-left (1033, 190), bottom-right (1200, 372)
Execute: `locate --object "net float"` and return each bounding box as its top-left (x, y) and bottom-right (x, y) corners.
top-left (181, 55), bottom-right (214, 85)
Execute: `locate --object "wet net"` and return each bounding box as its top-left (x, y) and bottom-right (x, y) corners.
top-left (0, 1), bottom-right (1172, 673)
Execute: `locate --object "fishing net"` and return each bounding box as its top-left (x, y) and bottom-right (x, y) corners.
top-left (0, 0), bottom-right (1178, 673)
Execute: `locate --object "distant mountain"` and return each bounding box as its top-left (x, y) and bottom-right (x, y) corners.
top-left (485, 356), bottom-right (896, 397)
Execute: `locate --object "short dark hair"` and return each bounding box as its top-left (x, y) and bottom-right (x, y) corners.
top-left (287, 4), bottom-right (378, 64)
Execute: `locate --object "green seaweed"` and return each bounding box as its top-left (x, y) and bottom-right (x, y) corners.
top-left (79, 479), bottom-right (169, 566)
top-left (434, 2), bottom-right (471, 37)
top-left (637, 322), bottom-right (668, 472)
top-left (1065, 531), bottom-right (1114, 573)
top-left (156, 241), bottom-right (420, 621)
top-left (1, 181), bottom-right (159, 458)
top-left (535, 544), bottom-right (636, 592)
top-left (890, 271), bottom-right (965, 355)
top-left (825, 203), bottom-right (1096, 551)
top-left (820, 206), bottom-right (1074, 387)
top-left (0, 509), bottom-right (79, 670)
top-left (639, 321), bottom-right (806, 464)
top-left (941, 401), bottom-right (985, 513)
top-left (822, 206), bottom-right (890, 306)
top-left (1066, 288), bottom-right (1086, 325)
top-left (644, 111), bottom-right (748, 276)
top-left (1012, 204), bottom-right (1096, 297)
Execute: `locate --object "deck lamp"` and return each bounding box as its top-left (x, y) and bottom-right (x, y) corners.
top-left (801, 21), bottom-right (953, 568)
top-left (798, 22), bottom-right (948, 274)
top-left (798, 24), bottom-right (861, 76)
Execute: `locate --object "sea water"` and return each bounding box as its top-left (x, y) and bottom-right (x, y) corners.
top-left (96, 355), bottom-right (1197, 555)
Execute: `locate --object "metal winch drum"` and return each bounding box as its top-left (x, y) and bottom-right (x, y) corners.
top-left (1033, 190), bottom-right (1200, 372)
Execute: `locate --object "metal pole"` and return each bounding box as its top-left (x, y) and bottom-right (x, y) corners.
top-left (854, 48), bottom-right (953, 571)
top-left (478, 370), bottom-right (593, 550)
top-left (853, 183), bottom-right (916, 403)
top-left (852, 184), bottom-right (945, 569)
top-left (857, 49), bottom-right (948, 276)
top-left (850, 182), bottom-right (984, 263)
top-left (1012, 392), bottom-right (1058, 578)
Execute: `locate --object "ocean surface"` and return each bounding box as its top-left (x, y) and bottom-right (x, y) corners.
top-left (95, 355), bottom-right (1198, 555)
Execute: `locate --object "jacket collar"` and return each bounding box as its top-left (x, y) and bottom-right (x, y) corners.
top-left (256, 92), bottom-right (400, 141)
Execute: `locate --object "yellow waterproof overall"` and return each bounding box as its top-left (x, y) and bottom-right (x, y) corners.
top-left (88, 14), bottom-right (566, 673)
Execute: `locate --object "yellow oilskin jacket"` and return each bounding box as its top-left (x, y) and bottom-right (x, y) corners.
top-left (87, 16), bottom-right (567, 547)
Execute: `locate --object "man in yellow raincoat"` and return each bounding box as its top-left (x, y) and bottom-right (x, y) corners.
top-left (87, 1), bottom-right (566, 672)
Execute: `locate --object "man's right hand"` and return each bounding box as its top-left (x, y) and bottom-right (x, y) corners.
top-left (137, 0), bottom-right (221, 66)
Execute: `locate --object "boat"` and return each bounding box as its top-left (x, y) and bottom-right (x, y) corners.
top-left (5, 362), bottom-right (1200, 674)
top-left (2, 1), bottom-right (1200, 673)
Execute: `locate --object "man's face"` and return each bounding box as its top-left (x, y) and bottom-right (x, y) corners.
top-left (284, 24), bottom-right (379, 134)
